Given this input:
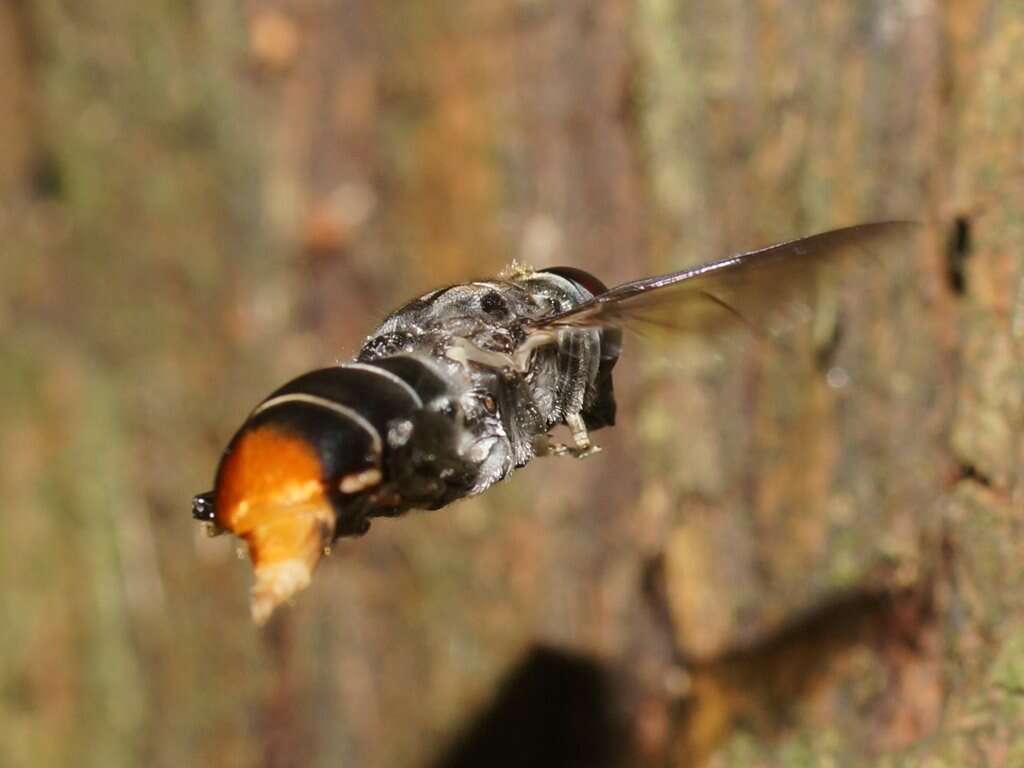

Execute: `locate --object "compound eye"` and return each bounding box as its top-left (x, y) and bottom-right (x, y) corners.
top-left (480, 290), bottom-right (508, 317)
top-left (540, 266), bottom-right (609, 298)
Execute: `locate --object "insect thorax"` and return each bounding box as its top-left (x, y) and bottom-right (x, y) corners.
top-left (356, 272), bottom-right (615, 500)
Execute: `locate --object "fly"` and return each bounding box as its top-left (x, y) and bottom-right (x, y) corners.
top-left (192, 221), bottom-right (914, 623)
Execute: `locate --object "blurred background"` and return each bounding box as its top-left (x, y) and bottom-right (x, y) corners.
top-left (2, 1), bottom-right (1023, 766)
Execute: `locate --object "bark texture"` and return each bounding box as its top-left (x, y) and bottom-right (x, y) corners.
top-left (1, 1), bottom-right (1021, 766)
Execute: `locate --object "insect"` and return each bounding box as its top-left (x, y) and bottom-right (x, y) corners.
top-left (193, 221), bottom-right (913, 623)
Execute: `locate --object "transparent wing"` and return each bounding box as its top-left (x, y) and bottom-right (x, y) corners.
top-left (526, 222), bottom-right (917, 340)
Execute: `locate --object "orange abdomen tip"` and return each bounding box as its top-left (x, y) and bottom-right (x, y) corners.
top-left (215, 426), bottom-right (337, 624)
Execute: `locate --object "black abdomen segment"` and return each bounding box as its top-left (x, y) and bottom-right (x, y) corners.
top-left (247, 358), bottom-right (455, 481)
top-left (262, 363), bottom-right (424, 437)
top-left (196, 356), bottom-right (455, 531)
top-left (369, 355), bottom-right (452, 403)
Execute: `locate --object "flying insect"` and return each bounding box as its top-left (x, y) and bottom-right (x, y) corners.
top-left (192, 221), bottom-right (913, 623)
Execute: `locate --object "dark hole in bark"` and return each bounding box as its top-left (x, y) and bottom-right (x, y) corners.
top-left (957, 462), bottom-right (991, 488)
top-left (946, 216), bottom-right (972, 295)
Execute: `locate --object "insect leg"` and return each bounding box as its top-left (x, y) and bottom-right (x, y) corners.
top-left (533, 434), bottom-right (571, 457)
top-left (565, 413), bottom-right (602, 458)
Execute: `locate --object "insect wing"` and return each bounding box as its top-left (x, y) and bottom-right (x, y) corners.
top-left (527, 221), bottom-right (916, 340)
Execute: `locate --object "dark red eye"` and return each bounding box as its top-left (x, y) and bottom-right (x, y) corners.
top-left (540, 266), bottom-right (609, 298)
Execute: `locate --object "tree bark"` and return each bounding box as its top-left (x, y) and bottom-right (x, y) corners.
top-left (2, 1), bottom-right (1023, 766)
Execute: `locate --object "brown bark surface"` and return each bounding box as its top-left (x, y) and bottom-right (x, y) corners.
top-left (1, 1), bottom-right (1022, 766)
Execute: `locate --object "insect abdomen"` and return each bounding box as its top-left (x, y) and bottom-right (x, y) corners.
top-left (199, 356), bottom-right (457, 622)
top-left (211, 359), bottom-right (456, 530)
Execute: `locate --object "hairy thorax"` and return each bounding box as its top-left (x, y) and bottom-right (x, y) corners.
top-left (358, 271), bottom-right (603, 489)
